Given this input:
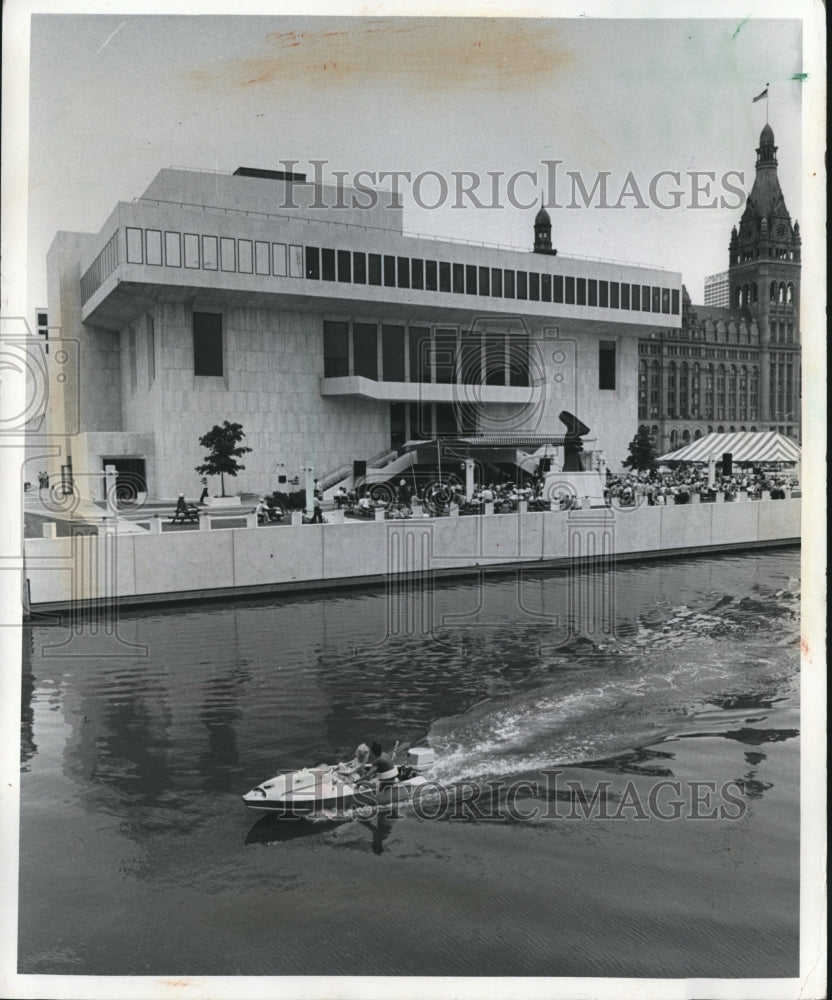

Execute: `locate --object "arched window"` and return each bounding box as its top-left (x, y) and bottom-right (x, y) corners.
top-left (769, 281), bottom-right (777, 302)
top-left (670, 429), bottom-right (678, 445)
top-left (651, 425), bottom-right (659, 437)
top-left (682, 429), bottom-right (691, 443)
top-left (694, 429), bottom-right (702, 439)
top-left (778, 282), bottom-right (786, 304)
top-left (717, 425), bottom-right (725, 433)
top-left (786, 282), bottom-right (794, 303)
top-left (707, 425), bottom-right (714, 434)
top-left (740, 425), bottom-right (747, 432)
top-left (750, 425), bottom-right (757, 432)
top-left (729, 425), bottom-right (736, 433)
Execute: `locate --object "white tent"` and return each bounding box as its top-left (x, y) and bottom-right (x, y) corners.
top-left (659, 430), bottom-right (800, 466)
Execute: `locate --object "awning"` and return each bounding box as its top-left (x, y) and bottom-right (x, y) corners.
top-left (660, 430), bottom-right (801, 465)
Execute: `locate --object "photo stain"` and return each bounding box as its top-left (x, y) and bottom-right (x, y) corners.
top-left (184, 19), bottom-right (575, 95)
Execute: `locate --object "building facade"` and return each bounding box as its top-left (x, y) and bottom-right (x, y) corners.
top-left (45, 167), bottom-right (681, 500)
top-left (638, 125), bottom-right (801, 454)
top-left (703, 272), bottom-right (730, 307)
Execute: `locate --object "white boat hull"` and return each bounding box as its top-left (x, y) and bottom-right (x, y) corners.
top-left (242, 764), bottom-right (432, 818)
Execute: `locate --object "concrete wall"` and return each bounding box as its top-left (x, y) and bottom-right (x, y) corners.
top-left (24, 499), bottom-right (800, 610)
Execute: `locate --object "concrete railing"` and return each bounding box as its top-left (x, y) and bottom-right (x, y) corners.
top-left (23, 498), bottom-right (800, 611)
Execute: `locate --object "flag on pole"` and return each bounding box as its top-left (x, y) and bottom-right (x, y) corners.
top-left (753, 86), bottom-right (769, 103)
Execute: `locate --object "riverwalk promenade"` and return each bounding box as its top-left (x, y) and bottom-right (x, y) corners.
top-left (23, 491), bottom-right (800, 615)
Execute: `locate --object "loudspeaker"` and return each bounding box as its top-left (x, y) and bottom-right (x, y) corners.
top-left (538, 457), bottom-right (552, 474)
top-left (722, 452), bottom-right (733, 477)
top-left (353, 460), bottom-right (367, 478)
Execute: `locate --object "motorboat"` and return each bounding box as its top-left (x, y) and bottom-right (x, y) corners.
top-left (241, 746), bottom-right (437, 818)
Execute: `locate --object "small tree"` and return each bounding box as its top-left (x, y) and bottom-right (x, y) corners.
top-left (195, 421), bottom-right (252, 497)
top-left (622, 426), bottom-right (658, 472)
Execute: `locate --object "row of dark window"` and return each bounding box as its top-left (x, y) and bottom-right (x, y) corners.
top-left (307, 246), bottom-right (679, 316)
top-left (324, 320), bottom-right (617, 392)
top-left (192, 311), bottom-right (617, 392)
top-left (121, 226), bottom-right (679, 318)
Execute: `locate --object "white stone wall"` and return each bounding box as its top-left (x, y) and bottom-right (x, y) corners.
top-left (118, 303), bottom-right (389, 498)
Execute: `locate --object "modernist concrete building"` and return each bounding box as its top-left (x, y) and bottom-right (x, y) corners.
top-left (638, 125), bottom-right (801, 453)
top-left (44, 166), bottom-right (682, 500)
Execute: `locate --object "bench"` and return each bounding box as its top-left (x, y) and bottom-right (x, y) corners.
top-left (170, 506), bottom-right (199, 525)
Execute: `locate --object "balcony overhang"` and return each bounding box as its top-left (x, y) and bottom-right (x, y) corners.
top-left (81, 267), bottom-right (678, 335)
top-left (319, 375), bottom-right (542, 404)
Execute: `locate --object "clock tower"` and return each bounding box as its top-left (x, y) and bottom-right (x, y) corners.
top-left (728, 124), bottom-right (801, 433)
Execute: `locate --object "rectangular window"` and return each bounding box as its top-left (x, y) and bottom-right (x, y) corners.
top-left (491, 268), bottom-right (503, 297)
top-left (397, 257), bottom-right (410, 288)
top-left (599, 280), bottom-right (608, 307)
top-left (619, 282), bottom-right (629, 309)
top-left (565, 276), bottom-right (575, 304)
top-left (485, 333), bottom-right (506, 385)
top-left (254, 241), bottom-right (269, 275)
top-left (434, 328), bottom-right (457, 384)
top-left (184, 233), bottom-right (200, 269)
top-left (508, 335), bottom-right (529, 388)
top-left (529, 273), bottom-right (540, 301)
top-left (411, 259), bottom-right (424, 290)
top-left (588, 279), bottom-right (598, 307)
top-left (337, 250), bottom-right (352, 283)
top-left (323, 320), bottom-right (349, 377)
top-left (409, 327), bottom-right (431, 382)
top-left (671, 289), bottom-right (680, 315)
top-left (630, 283), bottom-right (641, 310)
top-left (272, 243), bottom-right (287, 276)
top-left (439, 261), bottom-right (451, 292)
top-left (193, 312), bottom-right (223, 376)
top-left (126, 227), bottom-right (143, 264)
top-left (576, 277), bottom-right (586, 305)
top-left (541, 273), bottom-right (552, 301)
top-left (353, 252), bottom-right (367, 284)
top-left (238, 240), bottom-right (253, 274)
top-left (599, 340), bottom-right (616, 390)
top-left (425, 260), bottom-right (438, 291)
top-left (610, 281), bottom-right (619, 308)
top-left (452, 263), bottom-right (465, 294)
top-left (164, 232), bottom-right (181, 267)
top-left (553, 275), bottom-right (563, 303)
top-left (220, 237), bottom-right (236, 272)
top-left (651, 286), bottom-right (661, 312)
top-left (382, 325), bottom-right (405, 381)
top-left (146, 230), bottom-right (163, 266)
top-left (460, 330), bottom-right (481, 384)
top-left (368, 254), bottom-right (382, 285)
top-left (516, 271), bottom-right (528, 300)
top-left (478, 266), bottom-right (490, 296)
top-left (353, 322), bottom-right (378, 380)
top-left (465, 264), bottom-right (477, 294)
top-left (321, 248), bottom-right (336, 281)
top-left (288, 245), bottom-right (303, 277)
top-left (305, 246), bottom-right (320, 280)
top-left (383, 255), bottom-right (396, 287)
top-left (504, 270), bottom-right (515, 298)
top-left (202, 235), bottom-right (218, 270)
top-left (661, 288), bottom-right (670, 314)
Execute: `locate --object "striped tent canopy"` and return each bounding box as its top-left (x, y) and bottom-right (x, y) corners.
top-left (660, 430), bottom-right (801, 465)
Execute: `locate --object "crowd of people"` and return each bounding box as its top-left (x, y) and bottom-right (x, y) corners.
top-left (605, 467), bottom-right (797, 506)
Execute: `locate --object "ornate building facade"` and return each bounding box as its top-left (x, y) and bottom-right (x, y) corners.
top-left (638, 124), bottom-right (801, 453)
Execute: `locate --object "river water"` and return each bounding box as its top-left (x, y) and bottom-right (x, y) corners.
top-left (19, 548), bottom-right (800, 979)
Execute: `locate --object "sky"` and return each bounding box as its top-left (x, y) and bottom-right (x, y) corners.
top-left (17, 11), bottom-right (809, 317)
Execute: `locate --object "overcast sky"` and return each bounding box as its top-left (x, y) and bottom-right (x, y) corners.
top-left (16, 11), bottom-right (808, 314)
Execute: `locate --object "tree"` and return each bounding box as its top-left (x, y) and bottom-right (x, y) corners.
top-left (622, 426), bottom-right (658, 472)
top-left (195, 421), bottom-right (252, 497)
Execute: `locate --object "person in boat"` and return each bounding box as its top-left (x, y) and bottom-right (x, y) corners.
top-left (357, 741), bottom-right (399, 788)
top-left (336, 743), bottom-right (371, 780)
